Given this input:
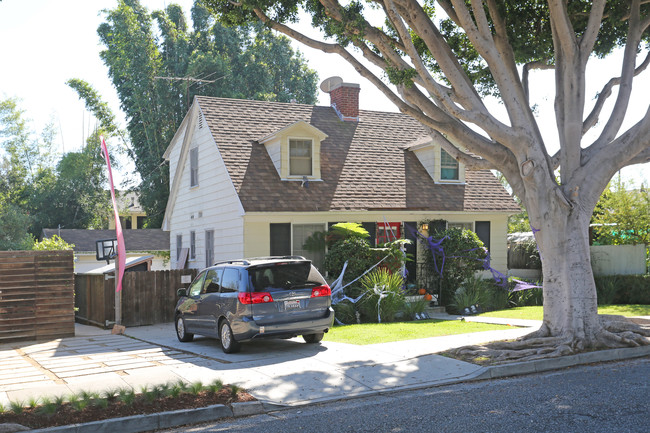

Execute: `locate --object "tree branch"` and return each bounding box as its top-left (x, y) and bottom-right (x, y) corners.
top-left (583, 50), bottom-right (650, 135)
top-left (579, 0), bottom-right (607, 64)
top-left (548, 0), bottom-right (578, 58)
top-left (522, 60), bottom-right (554, 104)
top-left (581, 108), bottom-right (650, 200)
top-left (592, 0), bottom-right (642, 149)
top-left (425, 129), bottom-right (495, 171)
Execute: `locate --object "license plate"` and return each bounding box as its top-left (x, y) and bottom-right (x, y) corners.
top-left (284, 300), bottom-right (301, 309)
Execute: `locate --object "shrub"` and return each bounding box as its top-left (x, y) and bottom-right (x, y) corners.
top-left (508, 240), bottom-right (541, 269)
top-left (332, 300), bottom-right (357, 325)
top-left (32, 234), bottom-right (74, 251)
top-left (356, 268), bottom-right (406, 323)
top-left (421, 227), bottom-right (487, 306)
top-left (450, 275), bottom-right (492, 314)
top-left (401, 298), bottom-right (428, 320)
top-left (595, 274), bottom-right (650, 304)
top-left (324, 237), bottom-right (375, 282)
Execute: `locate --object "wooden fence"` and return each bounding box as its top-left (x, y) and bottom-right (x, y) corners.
top-left (75, 269), bottom-right (198, 328)
top-left (0, 250), bottom-right (75, 343)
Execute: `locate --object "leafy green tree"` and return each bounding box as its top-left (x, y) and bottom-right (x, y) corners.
top-left (204, 0), bottom-right (650, 355)
top-left (0, 200), bottom-right (33, 250)
top-left (591, 177), bottom-right (650, 245)
top-left (0, 98), bottom-right (55, 207)
top-left (26, 134), bottom-right (111, 234)
top-left (95, 0), bottom-right (318, 227)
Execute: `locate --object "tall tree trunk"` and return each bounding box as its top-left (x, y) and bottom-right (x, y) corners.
top-left (535, 207), bottom-right (600, 350)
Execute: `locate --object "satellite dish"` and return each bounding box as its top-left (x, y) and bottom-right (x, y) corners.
top-left (320, 76), bottom-right (343, 93)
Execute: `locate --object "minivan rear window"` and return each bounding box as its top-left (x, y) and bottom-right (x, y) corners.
top-left (249, 262), bottom-right (326, 292)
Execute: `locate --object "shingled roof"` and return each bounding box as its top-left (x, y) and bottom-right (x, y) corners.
top-left (41, 229), bottom-right (169, 253)
top-left (192, 96), bottom-right (519, 213)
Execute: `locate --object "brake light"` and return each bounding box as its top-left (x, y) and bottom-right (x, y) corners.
top-left (310, 284), bottom-right (331, 298)
top-left (238, 292), bottom-right (274, 304)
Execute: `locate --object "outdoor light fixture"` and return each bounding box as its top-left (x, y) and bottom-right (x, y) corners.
top-left (421, 223), bottom-right (429, 231)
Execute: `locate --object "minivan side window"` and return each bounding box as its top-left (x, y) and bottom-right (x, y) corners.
top-left (203, 269), bottom-right (223, 294)
top-left (221, 268), bottom-right (240, 293)
top-left (188, 272), bottom-right (206, 297)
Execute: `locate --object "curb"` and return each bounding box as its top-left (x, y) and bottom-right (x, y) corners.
top-left (471, 344), bottom-right (650, 380)
top-left (27, 401), bottom-right (264, 433)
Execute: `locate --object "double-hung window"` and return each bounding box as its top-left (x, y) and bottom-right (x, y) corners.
top-left (190, 231), bottom-right (196, 260)
top-left (289, 139), bottom-right (312, 176)
top-left (440, 149), bottom-right (459, 180)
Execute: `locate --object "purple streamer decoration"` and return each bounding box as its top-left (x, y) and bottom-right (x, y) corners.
top-left (406, 224), bottom-right (537, 292)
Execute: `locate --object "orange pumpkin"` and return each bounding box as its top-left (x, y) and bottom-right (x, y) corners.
top-left (424, 293), bottom-right (433, 301)
top-left (418, 288), bottom-right (426, 295)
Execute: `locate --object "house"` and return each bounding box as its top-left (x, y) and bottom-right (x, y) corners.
top-left (108, 191), bottom-right (148, 230)
top-left (41, 229), bottom-right (170, 273)
top-left (161, 78), bottom-right (520, 281)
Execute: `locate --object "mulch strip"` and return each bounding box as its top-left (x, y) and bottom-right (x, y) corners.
top-left (0, 389), bottom-right (255, 429)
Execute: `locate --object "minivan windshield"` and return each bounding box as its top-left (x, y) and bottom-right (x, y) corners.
top-left (249, 262), bottom-right (326, 292)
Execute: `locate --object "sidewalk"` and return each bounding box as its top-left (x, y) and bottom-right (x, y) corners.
top-left (1, 315), bottom-right (648, 431)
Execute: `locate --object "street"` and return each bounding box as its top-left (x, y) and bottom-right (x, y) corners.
top-left (162, 357), bottom-right (649, 433)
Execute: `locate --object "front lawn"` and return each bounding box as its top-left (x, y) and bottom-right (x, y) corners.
top-left (323, 320), bottom-right (510, 345)
top-left (477, 304), bottom-right (650, 321)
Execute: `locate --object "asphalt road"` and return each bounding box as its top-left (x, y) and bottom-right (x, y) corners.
top-left (162, 357), bottom-right (649, 433)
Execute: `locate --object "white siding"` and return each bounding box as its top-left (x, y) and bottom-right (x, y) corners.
top-left (265, 139), bottom-right (282, 177)
top-left (413, 147), bottom-right (437, 182)
top-left (168, 114), bottom-right (244, 269)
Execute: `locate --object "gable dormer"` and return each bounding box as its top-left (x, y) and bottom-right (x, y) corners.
top-left (407, 135), bottom-right (466, 184)
top-left (258, 121), bottom-right (328, 181)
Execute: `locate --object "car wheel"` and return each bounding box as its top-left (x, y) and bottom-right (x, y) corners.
top-left (303, 332), bottom-right (324, 344)
top-left (219, 320), bottom-right (241, 353)
top-left (175, 315), bottom-right (194, 342)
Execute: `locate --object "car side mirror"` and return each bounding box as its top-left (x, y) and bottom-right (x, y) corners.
top-left (177, 288), bottom-right (187, 298)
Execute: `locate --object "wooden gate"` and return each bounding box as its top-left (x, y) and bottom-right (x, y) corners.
top-left (74, 269), bottom-right (197, 327)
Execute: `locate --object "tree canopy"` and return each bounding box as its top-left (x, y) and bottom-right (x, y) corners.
top-left (0, 97), bottom-right (110, 246)
top-left (204, 0), bottom-right (650, 356)
top-left (97, 0), bottom-right (319, 227)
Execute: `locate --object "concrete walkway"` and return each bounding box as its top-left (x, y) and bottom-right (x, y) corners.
top-left (1, 316), bottom-right (536, 407)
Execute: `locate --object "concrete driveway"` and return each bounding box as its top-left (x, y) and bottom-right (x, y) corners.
top-left (1, 319), bottom-right (537, 407)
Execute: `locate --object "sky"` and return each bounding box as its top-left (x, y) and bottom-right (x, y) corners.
top-left (0, 0), bottom-right (648, 188)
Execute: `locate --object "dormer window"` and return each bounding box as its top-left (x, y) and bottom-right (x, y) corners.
top-left (289, 139), bottom-right (313, 176)
top-left (258, 121), bottom-right (327, 181)
top-left (440, 149), bottom-right (459, 180)
top-left (406, 135), bottom-right (465, 184)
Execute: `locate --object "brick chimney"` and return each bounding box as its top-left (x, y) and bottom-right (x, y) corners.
top-left (320, 77), bottom-right (360, 122)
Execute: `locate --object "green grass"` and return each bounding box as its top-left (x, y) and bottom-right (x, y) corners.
top-left (324, 305), bottom-right (650, 345)
top-left (324, 320), bottom-right (510, 345)
top-left (477, 304), bottom-right (650, 321)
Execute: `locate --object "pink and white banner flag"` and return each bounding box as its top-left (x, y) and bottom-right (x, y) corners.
top-left (100, 136), bottom-right (126, 292)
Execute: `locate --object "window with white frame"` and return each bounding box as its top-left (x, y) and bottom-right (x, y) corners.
top-left (176, 234), bottom-right (183, 260)
top-left (440, 149), bottom-right (459, 180)
top-left (190, 231), bottom-right (196, 259)
top-left (289, 139), bottom-right (313, 176)
top-left (190, 147), bottom-right (199, 187)
top-left (448, 222), bottom-right (473, 231)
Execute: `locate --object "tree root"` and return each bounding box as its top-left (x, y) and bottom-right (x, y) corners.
top-left (448, 315), bottom-right (649, 365)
